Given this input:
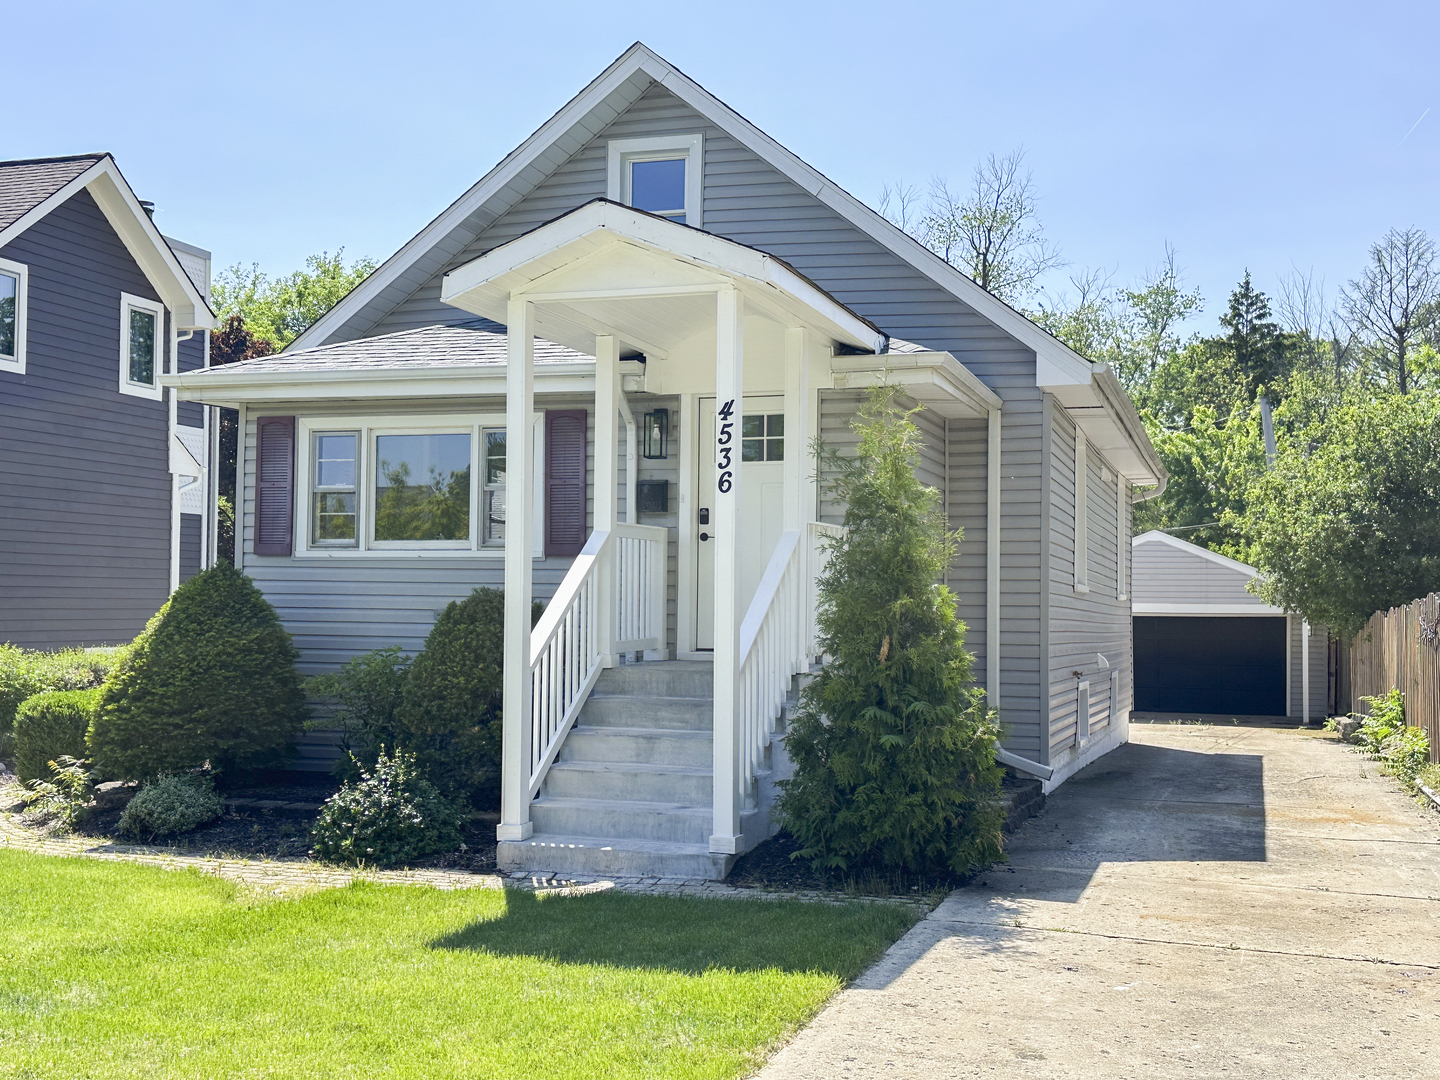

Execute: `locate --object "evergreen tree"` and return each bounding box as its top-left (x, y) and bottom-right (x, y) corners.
top-left (778, 387), bottom-right (1004, 876)
top-left (1220, 271), bottom-right (1293, 398)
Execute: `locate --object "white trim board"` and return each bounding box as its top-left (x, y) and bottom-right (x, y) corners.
top-left (1132, 603), bottom-right (1286, 616)
top-left (0, 156), bottom-right (213, 330)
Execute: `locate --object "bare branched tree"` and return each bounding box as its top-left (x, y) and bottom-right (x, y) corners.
top-left (1342, 227), bottom-right (1440, 394)
top-left (880, 149), bottom-right (1063, 304)
top-left (1278, 265), bottom-right (1355, 389)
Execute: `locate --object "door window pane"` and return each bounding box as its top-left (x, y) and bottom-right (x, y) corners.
top-left (312, 432), bottom-right (358, 545)
top-left (373, 433), bottom-right (471, 542)
top-left (629, 158), bottom-right (685, 220)
top-left (483, 429), bottom-right (506, 545)
top-left (0, 272), bottom-right (15, 358)
top-left (741, 413), bottom-right (785, 462)
top-left (128, 307), bottom-right (156, 386)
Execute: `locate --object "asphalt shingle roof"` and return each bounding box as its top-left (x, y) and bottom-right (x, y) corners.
top-left (0, 154), bottom-right (104, 232)
top-left (214, 321), bottom-right (593, 375)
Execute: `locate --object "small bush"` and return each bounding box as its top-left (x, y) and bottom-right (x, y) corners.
top-left (13, 689), bottom-right (102, 783)
top-left (393, 588), bottom-right (540, 804)
top-left (1418, 762), bottom-right (1440, 796)
top-left (1355, 689), bottom-right (1406, 757)
top-left (20, 756), bottom-right (95, 829)
top-left (1380, 726), bottom-right (1431, 788)
top-left (89, 563), bottom-right (307, 780)
top-left (306, 645), bottom-right (412, 773)
top-left (0, 645), bottom-right (119, 758)
top-left (309, 749), bottom-right (466, 868)
top-left (117, 773), bottom-right (224, 839)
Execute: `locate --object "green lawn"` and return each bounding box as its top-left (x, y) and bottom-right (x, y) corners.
top-left (0, 850), bottom-right (918, 1079)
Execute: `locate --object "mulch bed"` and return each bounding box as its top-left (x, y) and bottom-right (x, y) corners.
top-left (727, 829), bottom-right (976, 898)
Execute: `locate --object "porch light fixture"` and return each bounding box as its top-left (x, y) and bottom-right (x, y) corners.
top-left (642, 408), bottom-right (669, 459)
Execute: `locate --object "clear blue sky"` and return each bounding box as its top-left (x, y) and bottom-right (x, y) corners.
top-left (10, 0), bottom-right (1438, 334)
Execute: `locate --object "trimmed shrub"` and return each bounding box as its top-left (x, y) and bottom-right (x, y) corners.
top-left (392, 588), bottom-right (540, 804)
top-left (309, 749), bottom-right (466, 868)
top-left (89, 563), bottom-right (307, 780)
top-left (778, 387), bottom-right (1005, 877)
top-left (117, 773), bottom-right (224, 839)
top-left (1, 645), bottom-right (119, 758)
top-left (305, 645), bottom-right (412, 774)
top-left (13, 689), bottom-right (102, 783)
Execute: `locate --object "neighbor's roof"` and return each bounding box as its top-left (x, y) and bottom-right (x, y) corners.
top-left (209, 321), bottom-right (592, 375)
top-left (0, 153), bottom-right (105, 231)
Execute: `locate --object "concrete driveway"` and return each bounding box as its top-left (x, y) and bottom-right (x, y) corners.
top-left (758, 721), bottom-right (1440, 1079)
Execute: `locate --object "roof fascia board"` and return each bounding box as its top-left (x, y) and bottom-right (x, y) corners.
top-left (829, 351), bottom-right (1003, 413)
top-left (0, 158), bottom-right (110, 250)
top-left (84, 167), bottom-right (214, 329)
top-left (1133, 529), bottom-right (1262, 577)
top-left (1092, 363), bottom-right (1166, 480)
top-left (289, 45), bottom-right (660, 351)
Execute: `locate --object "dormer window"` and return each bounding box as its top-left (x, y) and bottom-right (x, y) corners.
top-left (607, 134), bottom-right (704, 229)
top-left (118, 292), bottom-right (164, 400)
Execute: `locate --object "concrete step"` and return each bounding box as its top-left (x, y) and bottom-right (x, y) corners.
top-left (596, 660), bottom-right (714, 698)
top-left (530, 795), bottom-right (713, 845)
top-left (497, 833), bottom-right (734, 880)
top-left (562, 725), bottom-right (712, 767)
top-left (580, 694), bottom-right (713, 731)
top-left (544, 760), bottom-right (712, 803)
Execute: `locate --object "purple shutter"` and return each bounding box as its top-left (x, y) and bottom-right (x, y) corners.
top-left (254, 416), bottom-right (295, 556)
top-left (544, 409), bottom-right (588, 557)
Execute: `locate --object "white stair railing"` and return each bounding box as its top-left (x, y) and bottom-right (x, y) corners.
top-left (526, 522), bottom-right (668, 798)
top-left (734, 530), bottom-right (804, 811)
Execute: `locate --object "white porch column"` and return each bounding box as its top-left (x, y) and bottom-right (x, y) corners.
top-left (498, 298), bottom-right (536, 843)
top-left (711, 285), bottom-right (744, 854)
top-left (986, 405), bottom-right (1002, 710)
top-left (783, 327), bottom-right (810, 660)
top-left (595, 336), bottom-right (619, 666)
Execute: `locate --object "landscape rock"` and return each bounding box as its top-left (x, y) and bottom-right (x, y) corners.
top-left (92, 780), bottom-right (138, 812)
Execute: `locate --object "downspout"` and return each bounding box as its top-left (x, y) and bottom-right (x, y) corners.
top-left (168, 319), bottom-right (181, 594)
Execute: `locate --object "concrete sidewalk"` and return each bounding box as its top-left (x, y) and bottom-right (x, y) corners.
top-left (758, 722), bottom-right (1440, 1079)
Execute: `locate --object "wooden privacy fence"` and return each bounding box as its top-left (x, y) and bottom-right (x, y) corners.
top-left (1348, 590), bottom-right (1440, 763)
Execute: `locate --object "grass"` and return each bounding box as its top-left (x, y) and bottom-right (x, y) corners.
top-left (0, 849), bottom-right (918, 1079)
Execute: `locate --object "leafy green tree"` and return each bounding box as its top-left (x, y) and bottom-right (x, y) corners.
top-left (212, 250), bottom-right (376, 350)
top-left (1235, 391), bottom-right (1440, 636)
top-left (778, 387), bottom-right (1004, 876)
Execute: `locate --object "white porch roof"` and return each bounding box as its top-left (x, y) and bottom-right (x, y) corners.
top-left (439, 199), bottom-right (887, 358)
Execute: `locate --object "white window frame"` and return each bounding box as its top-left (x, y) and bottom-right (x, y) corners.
top-left (1073, 426), bottom-right (1089, 593)
top-left (0, 256), bottom-right (28, 374)
top-left (118, 291), bottom-right (165, 400)
top-left (293, 412), bottom-right (546, 558)
top-left (606, 134), bottom-right (704, 228)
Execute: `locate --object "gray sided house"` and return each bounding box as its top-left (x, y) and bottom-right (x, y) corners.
top-left (0, 154), bottom-right (216, 648)
top-left (169, 44), bottom-right (1166, 879)
top-left (1132, 530), bottom-right (1331, 722)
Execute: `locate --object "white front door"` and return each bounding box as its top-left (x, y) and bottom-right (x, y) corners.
top-left (696, 396), bottom-right (786, 650)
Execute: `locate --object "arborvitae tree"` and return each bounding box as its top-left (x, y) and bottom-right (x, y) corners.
top-left (778, 386), bottom-right (1004, 876)
top-left (89, 564), bottom-right (306, 780)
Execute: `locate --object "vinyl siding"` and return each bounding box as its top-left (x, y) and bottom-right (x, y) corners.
top-left (179, 513), bottom-right (202, 582)
top-left (1288, 616), bottom-right (1330, 721)
top-left (343, 82), bottom-right (1048, 753)
top-left (1131, 538), bottom-right (1275, 609)
top-left (1046, 407), bottom-right (1132, 764)
top-left (0, 187), bottom-right (173, 647)
top-left (176, 331), bottom-right (206, 427)
top-left (241, 392), bottom-right (685, 673)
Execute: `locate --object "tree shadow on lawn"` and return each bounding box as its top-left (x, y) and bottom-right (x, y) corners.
top-left (431, 888), bottom-right (918, 978)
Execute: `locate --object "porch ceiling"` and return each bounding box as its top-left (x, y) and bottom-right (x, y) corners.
top-left (439, 200), bottom-right (885, 358)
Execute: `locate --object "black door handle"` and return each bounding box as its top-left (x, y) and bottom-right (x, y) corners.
top-left (699, 532), bottom-right (710, 542)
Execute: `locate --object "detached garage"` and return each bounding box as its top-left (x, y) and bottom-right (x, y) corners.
top-left (1131, 531), bottom-right (1329, 722)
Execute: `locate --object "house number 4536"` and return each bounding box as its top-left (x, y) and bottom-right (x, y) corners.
top-left (716, 398), bottom-right (735, 493)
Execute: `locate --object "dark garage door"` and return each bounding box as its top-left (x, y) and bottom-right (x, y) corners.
top-left (1134, 616), bottom-right (1286, 716)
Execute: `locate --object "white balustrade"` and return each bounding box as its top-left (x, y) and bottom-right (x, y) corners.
top-left (525, 522), bottom-right (668, 799)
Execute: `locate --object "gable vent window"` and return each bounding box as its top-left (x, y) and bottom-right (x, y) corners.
top-left (608, 134), bottom-right (704, 229)
top-left (118, 292), bottom-right (164, 400)
top-left (0, 257), bottom-right (27, 373)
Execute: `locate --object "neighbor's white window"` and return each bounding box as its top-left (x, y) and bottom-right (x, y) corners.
top-left (118, 292), bottom-right (165, 400)
top-left (0, 256), bottom-right (29, 374)
top-left (296, 415), bottom-right (543, 556)
top-left (607, 134), bottom-right (704, 227)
